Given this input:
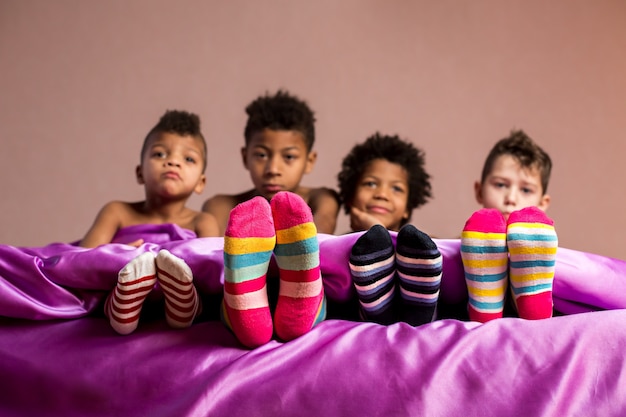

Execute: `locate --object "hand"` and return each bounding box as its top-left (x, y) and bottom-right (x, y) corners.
top-left (350, 206), bottom-right (384, 232)
top-left (125, 239), bottom-right (144, 248)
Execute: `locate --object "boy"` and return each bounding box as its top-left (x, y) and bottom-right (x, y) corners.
top-left (337, 133), bottom-right (432, 232)
top-left (80, 110), bottom-right (219, 247)
top-left (460, 130), bottom-right (558, 323)
top-left (340, 133), bottom-right (441, 327)
top-left (473, 129), bottom-right (552, 221)
top-left (202, 90), bottom-right (339, 235)
top-left (81, 110), bottom-right (219, 335)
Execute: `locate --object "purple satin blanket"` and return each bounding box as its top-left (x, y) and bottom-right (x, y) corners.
top-left (1, 224), bottom-right (626, 416)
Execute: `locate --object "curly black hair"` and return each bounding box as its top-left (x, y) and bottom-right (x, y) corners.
top-left (481, 129), bottom-right (552, 194)
top-left (244, 90), bottom-right (316, 151)
top-left (337, 133), bottom-right (432, 223)
top-left (141, 109), bottom-right (207, 170)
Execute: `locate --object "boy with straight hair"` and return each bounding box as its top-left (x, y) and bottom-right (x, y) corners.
top-left (460, 130), bottom-right (558, 323)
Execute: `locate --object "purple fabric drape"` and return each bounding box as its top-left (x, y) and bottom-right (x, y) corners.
top-left (1, 224), bottom-right (626, 416)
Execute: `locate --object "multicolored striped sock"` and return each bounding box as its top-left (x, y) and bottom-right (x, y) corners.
top-left (155, 249), bottom-right (200, 329)
top-left (270, 191), bottom-right (326, 342)
top-left (105, 251), bottom-right (157, 335)
top-left (349, 224), bottom-right (397, 324)
top-left (460, 208), bottom-right (508, 323)
top-left (396, 224), bottom-right (442, 326)
top-left (222, 196), bottom-right (276, 348)
top-left (506, 207), bottom-right (558, 320)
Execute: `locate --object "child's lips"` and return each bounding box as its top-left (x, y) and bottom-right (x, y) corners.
top-left (163, 171), bottom-right (180, 179)
top-left (263, 184), bottom-right (282, 193)
top-left (367, 205), bottom-right (390, 214)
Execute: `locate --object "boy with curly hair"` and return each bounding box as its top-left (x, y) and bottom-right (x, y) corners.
top-left (341, 133), bottom-right (442, 327)
top-left (337, 132), bottom-right (432, 232)
top-left (202, 90), bottom-right (339, 235)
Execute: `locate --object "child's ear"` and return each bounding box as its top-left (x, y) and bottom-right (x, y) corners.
top-left (473, 181), bottom-right (483, 205)
top-left (537, 193), bottom-right (551, 212)
top-left (304, 150), bottom-right (317, 174)
top-left (194, 174), bottom-right (207, 194)
top-left (136, 165), bottom-right (145, 184)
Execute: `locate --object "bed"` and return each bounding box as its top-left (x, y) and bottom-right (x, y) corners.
top-left (1, 224), bottom-right (626, 417)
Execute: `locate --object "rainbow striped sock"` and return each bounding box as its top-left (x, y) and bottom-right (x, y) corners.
top-left (105, 252), bottom-right (157, 335)
top-left (349, 225), bottom-right (397, 324)
top-left (222, 197), bottom-right (276, 348)
top-left (506, 207), bottom-right (558, 320)
top-left (270, 191), bottom-right (326, 342)
top-left (156, 249), bottom-right (200, 329)
top-left (396, 224), bottom-right (442, 326)
top-left (460, 209), bottom-right (508, 323)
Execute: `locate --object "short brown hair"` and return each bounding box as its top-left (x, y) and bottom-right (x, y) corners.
top-left (481, 129), bottom-right (552, 194)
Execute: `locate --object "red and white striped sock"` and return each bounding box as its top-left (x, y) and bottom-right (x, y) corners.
top-left (156, 249), bottom-right (200, 329)
top-left (105, 252), bottom-right (156, 335)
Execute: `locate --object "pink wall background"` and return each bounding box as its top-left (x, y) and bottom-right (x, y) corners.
top-left (2, 0), bottom-right (625, 260)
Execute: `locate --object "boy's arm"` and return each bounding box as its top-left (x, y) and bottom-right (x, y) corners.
top-left (201, 195), bottom-right (237, 237)
top-left (349, 206), bottom-right (384, 232)
top-left (309, 188), bottom-right (340, 235)
top-left (79, 201), bottom-right (124, 248)
top-left (194, 212), bottom-right (221, 238)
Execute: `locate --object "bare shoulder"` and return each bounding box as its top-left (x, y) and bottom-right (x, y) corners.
top-left (96, 200), bottom-right (136, 221)
top-left (307, 187), bottom-right (340, 210)
top-left (202, 190), bottom-right (256, 236)
top-left (302, 187), bottom-right (340, 234)
top-left (202, 193), bottom-right (239, 213)
top-left (193, 211), bottom-right (220, 238)
top-left (80, 200), bottom-right (137, 248)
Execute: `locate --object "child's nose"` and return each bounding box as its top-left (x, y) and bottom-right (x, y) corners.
top-left (505, 189), bottom-right (517, 205)
top-left (166, 159), bottom-right (181, 167)
top-left (374, 187), bottom-right (390, 199)
top-left (265, 157), bottom-right (280, 174)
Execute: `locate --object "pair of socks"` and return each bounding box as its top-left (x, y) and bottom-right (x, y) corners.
top-left (349, 224), bottom-right (442, 326)
top-left (460, 207), bottom-right (558, 323)
top-left (104, 249), bottom-right (200, 335)
top-left (221, 191), bottom-right (326, 349)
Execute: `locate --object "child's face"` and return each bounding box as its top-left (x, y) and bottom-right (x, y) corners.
top-left (475, 154), bottom-right (550, 221)
top-left (136, 132), bottom-right (206, 199)
top-left (241, 128), bottom-right (315, 200)
top-left (351, 159), bottom-right (410, 231)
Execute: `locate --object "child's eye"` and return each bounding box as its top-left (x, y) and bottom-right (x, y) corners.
top-left (185, 156), bottom-right (196, 164)
top-left (253, 152), bottom-right (267, 159)
top-left (152, 151), bottom-right (165, 158)
top-left (363, 181), bottom-right (377, 188)
top-left (521, 187), bottom-right (534, 194)
top-left (494, 182), bottom-right (506, 189)
top-left (392, 186), bottom-right (406, 193)
top-left (284, 154), bottom-right (297, 162)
